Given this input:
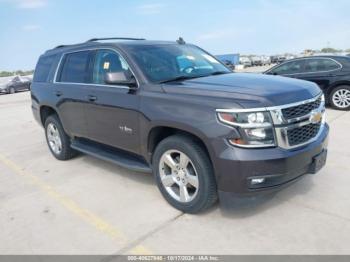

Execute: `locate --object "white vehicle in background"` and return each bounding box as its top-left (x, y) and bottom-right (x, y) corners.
top-left (277, 55), bottom-right (286, 63)
top-left (261, 56), bottom-right (271, 65)
top-left (285, 55), bottom-right (296, 60)
top-left (250, 56), bottom-right (263, 66)
top-left (239, 56), bottom-right (252, 67)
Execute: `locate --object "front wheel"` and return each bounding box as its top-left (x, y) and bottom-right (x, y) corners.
top-left (152, 135), bottom-right (217, 213)
top-left (330, 86), bottom-right (350, 110)
top-left (9, 87), bottom-right (15, 94)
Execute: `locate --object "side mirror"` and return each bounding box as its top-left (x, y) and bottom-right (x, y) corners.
top-left (104, 71), bottom-right (137, 87)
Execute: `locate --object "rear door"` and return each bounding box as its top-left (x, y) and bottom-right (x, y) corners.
top-left (84, 49), bottom-right (141, 154)
top-left (297, 58), bottom-right (342, 91)
top-left (54, 50), bottom-right (93, 138)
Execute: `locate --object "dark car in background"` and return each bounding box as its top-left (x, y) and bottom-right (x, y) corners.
top-left (0, 76), bottom-right (31, 94)
top-left (265, 56), bottom-right (350, 110)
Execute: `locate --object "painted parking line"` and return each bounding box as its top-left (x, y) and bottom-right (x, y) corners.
top-left (0, 153), bottom-right (152, 255)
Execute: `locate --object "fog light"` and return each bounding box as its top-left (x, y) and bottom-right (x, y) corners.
top-left (251, 178), bottom-right (265, 185)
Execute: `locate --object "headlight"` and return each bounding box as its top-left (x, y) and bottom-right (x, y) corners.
top-left (217, 111), bottom-right (276, 148)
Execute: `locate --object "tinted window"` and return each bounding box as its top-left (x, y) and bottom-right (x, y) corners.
top-left (33, 55), bottom-right (56, 82)
top-left (272, 60), bottom-right (304, 75)
top-left (59, 51), bottom-right (91, 83)
top-left (304, 59), bottom-right (341, 72)
top-left (92, 50), bottom-right (130, 84)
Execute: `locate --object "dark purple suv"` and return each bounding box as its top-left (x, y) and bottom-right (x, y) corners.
top-left (31, 38), bottom-right (329, 213)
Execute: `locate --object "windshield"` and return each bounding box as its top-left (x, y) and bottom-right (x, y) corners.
top-left (126, 44), bottom-right (231, 83)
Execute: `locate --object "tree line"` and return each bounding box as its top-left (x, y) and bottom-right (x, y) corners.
top-left (0, 70), bottom-right (34, 77)
top-left (319, 48), bottom-right (350, 53)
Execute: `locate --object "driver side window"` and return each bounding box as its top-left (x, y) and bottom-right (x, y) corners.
top-left (92, 50), bottom-right (130, 84)
top-left (272, 60), bottom-right (304, 75)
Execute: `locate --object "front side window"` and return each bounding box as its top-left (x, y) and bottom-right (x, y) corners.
top-left (126, 44), bottom-right (230, 83)
top-left (272, 60), bottom-right (304, 75)
top-left (304, 58), bottom-right (341, 73)
top-left (58, 51), bottom-right (91, 83)
top-left (92, 50), bottom-right (130, 84)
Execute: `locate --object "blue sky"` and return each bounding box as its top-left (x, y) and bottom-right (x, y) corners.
top-left (0, 0), bottom-right (350, 70)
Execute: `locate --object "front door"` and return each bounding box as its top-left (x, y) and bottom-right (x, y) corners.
top-left (84, 49), bottom-right (140, 154)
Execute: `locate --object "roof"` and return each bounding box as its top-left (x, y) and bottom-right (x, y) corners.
top-left (44, 39), bottom-right (179, 55)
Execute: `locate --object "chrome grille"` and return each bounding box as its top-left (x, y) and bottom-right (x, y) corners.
top-left (282, 96), bottom-right (322, 119)
top-left (270, 94), bottom-right (325, 149)
top-left (287, 123), bottom-right (321, 146)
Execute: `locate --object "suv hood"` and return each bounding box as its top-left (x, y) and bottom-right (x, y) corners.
top-left (161, 73), bottom-right (321, 108)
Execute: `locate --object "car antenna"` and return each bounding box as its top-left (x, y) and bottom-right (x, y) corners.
top-left (176, 37), bottom-right (186, 45)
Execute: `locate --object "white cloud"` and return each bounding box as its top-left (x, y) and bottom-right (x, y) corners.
top-left (137, 3), bottom-right (164, 15)
top-left (22, 24), bottom-right (41, 31)
top-left (17, 0), bottom-right (47, 9)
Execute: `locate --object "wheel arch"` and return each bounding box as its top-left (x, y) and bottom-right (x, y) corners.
top-left (147, 125), bottom-right (214, 170)
top-left (327, 81), bottom-right (350, 98)
top-left (39, 105), bottom-right (57, 126)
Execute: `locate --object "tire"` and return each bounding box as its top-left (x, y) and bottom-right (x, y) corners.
top-left (152, 135), bottom-right (217, 213)
top-left (329, 85), bottom-right (350, 111)
top-left (44, 114), bottom-right (78, 160)
top-left (9, 87), bottom-right (15, 94)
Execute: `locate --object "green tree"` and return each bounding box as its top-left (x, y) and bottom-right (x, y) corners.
top-left (320, 47), bottom-right (342, 53)
top-left (0, 70), bottom-right (34, 77)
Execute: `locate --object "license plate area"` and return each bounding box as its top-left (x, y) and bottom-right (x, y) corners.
top-left (310, 149), bottom-right (327, 174)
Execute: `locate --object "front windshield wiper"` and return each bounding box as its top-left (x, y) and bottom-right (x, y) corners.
top-left (159, 75), bottom-right (200, 84)
top-left (159, 71), bottom-right (231, 84)
top-left (209, 71), bottom-right (231, 76)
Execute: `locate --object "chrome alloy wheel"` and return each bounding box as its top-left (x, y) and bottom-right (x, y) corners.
top-left (332, 89), bottom-right (350, 108)
top-left (159, 150), bottom-right (199, 203)
top-left (46, 123), bottom-right (62, 155)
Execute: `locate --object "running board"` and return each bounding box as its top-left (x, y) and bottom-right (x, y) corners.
top-left (71, 139), bottom-right (152, 173)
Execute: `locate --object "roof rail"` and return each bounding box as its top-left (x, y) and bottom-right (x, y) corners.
top-left (54, 45), bottom-right (68, 49)
top-left (86, 37), bottom-right (145, 42)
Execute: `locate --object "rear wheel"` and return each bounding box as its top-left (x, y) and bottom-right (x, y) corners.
top-left (9, 87), bottom-right (15, 94)
top-left (44, 114), bottom-right (78, 160)
top-left (330, 86), bottom-right (350, 110)
top-left (152, 135), bottom-right (217, 213)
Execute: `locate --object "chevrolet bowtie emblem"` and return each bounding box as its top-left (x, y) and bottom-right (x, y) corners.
top-left (309, 111), bottom-right (322, 124)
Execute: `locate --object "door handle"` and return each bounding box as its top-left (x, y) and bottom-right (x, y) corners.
top-left (55, 91), bottom-right (62, 97)
top-left (88, 95), bottom-right (97, 102)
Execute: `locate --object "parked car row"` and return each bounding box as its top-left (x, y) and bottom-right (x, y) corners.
top-left (265, 55), bottom-right (350, 110)
top-left (239, 54), bottom-right (294, 68)
top-left (0, 75), bottom-right (32, 94)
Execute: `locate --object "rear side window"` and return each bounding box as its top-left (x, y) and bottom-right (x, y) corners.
top-left (33, 55), bottom-right (56, 82)
top-left (58, 51), bottom-right (91, 83)
top-left (304, 59), bottom-right (341, 72)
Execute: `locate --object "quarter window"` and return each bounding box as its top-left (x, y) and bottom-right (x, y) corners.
top-left (33, 55), bottom-right (56, 82)
top-left (58, 51), bottom-right (91, 83)
top-left (92, 50), bottom-right (130, 84)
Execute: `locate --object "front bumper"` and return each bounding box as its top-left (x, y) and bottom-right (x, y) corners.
top-left (213, 123), bottom-right (329, 197)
